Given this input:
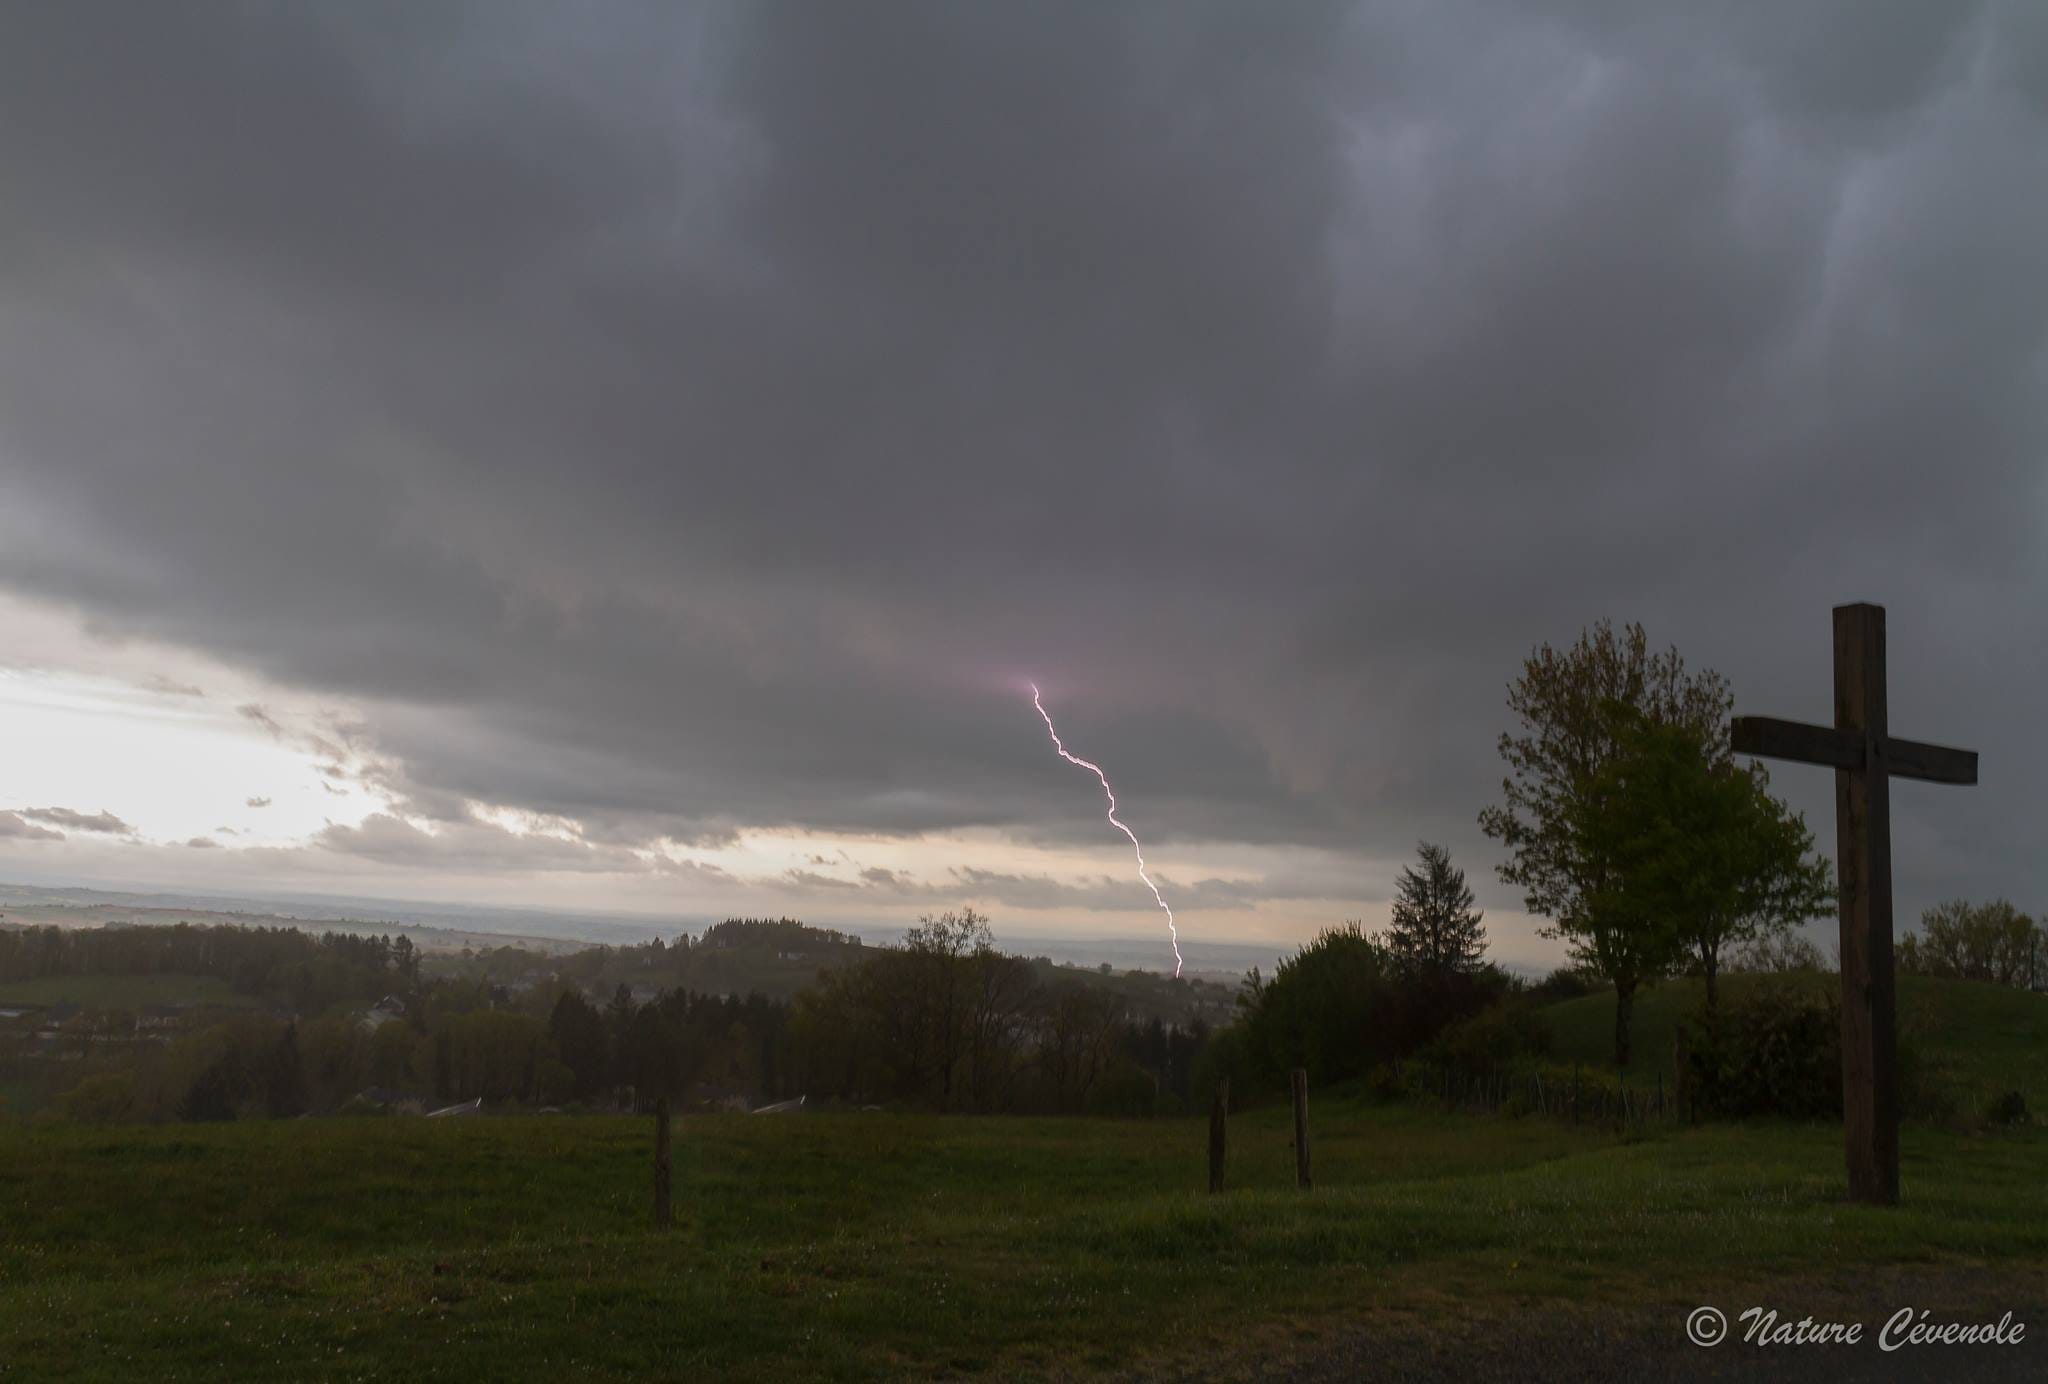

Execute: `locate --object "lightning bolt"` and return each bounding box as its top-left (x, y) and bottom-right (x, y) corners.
top-left (1031, 683), bottom-right (1183, 979)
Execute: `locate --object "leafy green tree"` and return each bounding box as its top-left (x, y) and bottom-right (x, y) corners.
top-left (1574, 712), bottom-right (1832, 1014)
top-left (1480, 621), bottom-right (1731, 1068)
top-left (1238, 925), bottom-right (1401, 1085)
top-left (1386, 842), bottom-right (1487, 984)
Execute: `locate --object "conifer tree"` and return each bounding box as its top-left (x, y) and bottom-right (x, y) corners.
top-left (1387, 841), bottom-right (1487, 981)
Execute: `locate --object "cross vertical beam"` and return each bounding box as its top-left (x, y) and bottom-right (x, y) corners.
top-left (1731, 602), bottom-right (1975, 1208)
top-left (1834, 604), bottom-right (1896, 1205)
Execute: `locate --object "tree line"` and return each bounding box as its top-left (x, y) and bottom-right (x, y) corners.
top-left (0, 922), bottom-right (418, 1012)
top-left (28, 914), bottom-right (1215, 1123)
top-left (787, 909), bottom-right (1206, 1114)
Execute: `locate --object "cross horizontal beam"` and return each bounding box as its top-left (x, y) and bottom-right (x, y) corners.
top-left (1730, 715), bottom-right (1860, 769)
top-left (1729, 716), bottom-right (1978, 785)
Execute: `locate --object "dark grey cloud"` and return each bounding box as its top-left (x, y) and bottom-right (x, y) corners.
top-left (783, 869), bottom-right (861, 893)
top-left (1, 2), bottom-right (2044, 926)
top-left (17, 807), bottom-right (133, 836)
top-left (311, 812), bottom-right (646, 875)
top-left (943, 867), bottom-right (1350, 914)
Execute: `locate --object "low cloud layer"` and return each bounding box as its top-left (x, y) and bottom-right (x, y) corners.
top-left (16, 807), bottom-right (134, 836)
top-left (0, 812), bottom-right (64, 843)
top-left (1, 3), bottom-right (2043, 941)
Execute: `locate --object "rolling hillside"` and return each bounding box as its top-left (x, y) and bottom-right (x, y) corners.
top-left (1540, 971), bottom-right (2048, 1106)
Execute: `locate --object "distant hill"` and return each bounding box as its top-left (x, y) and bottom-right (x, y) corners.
top-left (0, 881), bottom-right (664, 951)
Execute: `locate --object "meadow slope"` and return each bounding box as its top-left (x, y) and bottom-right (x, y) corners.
top-left (3, 1097), bottom-right (2044, 1380)
top-left (1542, 972), bottom-right (2048, 1103)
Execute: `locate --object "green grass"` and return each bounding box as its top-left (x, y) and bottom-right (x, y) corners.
top-left (0, 972), bottom-right (254, 1011)
top-left (2, 1098), bottom-right (2043, 1380)
top-left (1542, 973), bottom-right (2048, 1099)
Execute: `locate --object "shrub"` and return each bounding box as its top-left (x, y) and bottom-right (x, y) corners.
top-left (58, 1071), bottom-right (139, 1124)
top-left (1083, 1068), bottom-right (1158, 1118)
top-left (1423, 1003), bottom-right (1553, 1076)
top-left (1188, 1026), bottom-right (1253, 1105)
top-left (1526, 967), bottom-right (1602, 1006)
top-left (1985, 1090), bottom-right (2029, 1127)
top-left (1686, 983), bottom-right (1841, 1119)
top-left (1727, 932), bottom-right (1829, 975)
top-left (1236, 926), bottom-right (1401, 1085)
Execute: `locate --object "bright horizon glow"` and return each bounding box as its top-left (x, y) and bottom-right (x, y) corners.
top-left (0, 665), bottom-right (375, 845)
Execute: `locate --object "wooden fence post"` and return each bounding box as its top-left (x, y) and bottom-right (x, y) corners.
top-left (1208, 1080), bottom-right (1228, 1193)
top-left (653, 1096), bottom-right (672, 1228)
top-left (1291, 1068), bottom-right (1311, 1190)
top-left (1672, 1023), bottom-right (1689, 1125)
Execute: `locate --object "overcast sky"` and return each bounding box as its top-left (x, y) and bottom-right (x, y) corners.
top-left (1, 2), bottom-right (2043, 969)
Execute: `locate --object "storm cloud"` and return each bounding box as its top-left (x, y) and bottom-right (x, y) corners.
top-left (1, 3), bottom-right (2043, 931)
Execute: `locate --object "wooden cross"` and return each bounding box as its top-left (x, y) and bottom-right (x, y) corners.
top-left (1730, 603), bottom-right (1977, 1206)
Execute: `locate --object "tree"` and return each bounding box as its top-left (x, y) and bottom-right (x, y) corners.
top-left (264, 1021), bottom-right (307, 1117)
top-left (368, 1016), bottom-right (416, 1089)
top-left (391, 934), bottom-right (420, 986)
top-left (1386, 842), bottom-right (1487, 984)
top-left (1729, 930), bottom-right (1829, 975)
top-left (548, 989), bottom-right (610, 1099)
top-left (1692, 759), bottom-right (1831, 1008)
top-left (1900, 900), bottom-right (2042, 987)
top-left (1037, 982), bottom-right (1124, 1112)
top-left (962, 944), bottom-right (1036, 1112)
top-left (1237, 925), bottom-right (1402, 1084)
top-left (903, 908), bottom-right (992, 1111)
top-left (1480, 621), bottom-right (1731, 1068)
top-left (1573, 712), bottom-right (1832, 1014)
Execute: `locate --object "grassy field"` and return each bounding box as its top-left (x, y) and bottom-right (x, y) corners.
top-left (1543, 972), bottom-right (2048, 1101)
top-left (2, 1095), bottom-right (2044, 1380)
top-left (0, 972), bottom-right (254, 1011)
